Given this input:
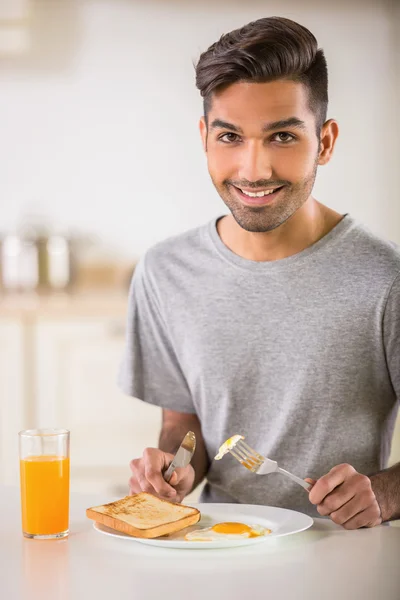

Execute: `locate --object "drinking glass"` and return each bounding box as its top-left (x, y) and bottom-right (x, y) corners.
top-left (19, 429), bottom-right (70, 539)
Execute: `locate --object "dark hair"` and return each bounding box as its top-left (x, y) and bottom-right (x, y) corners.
top-left (195, 16), bottom-right (328, 134)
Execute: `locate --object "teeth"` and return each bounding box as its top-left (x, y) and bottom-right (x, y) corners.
top-left (240, 188), bottom-right (278, 197)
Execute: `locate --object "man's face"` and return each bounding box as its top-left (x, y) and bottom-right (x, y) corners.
top-left (200, 80), bottom-right (324, 233)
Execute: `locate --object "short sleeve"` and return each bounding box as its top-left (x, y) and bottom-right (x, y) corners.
top-left (117, 254), bottom-right (196, 413)
top-left (383, 272), bottom-right (400, 402)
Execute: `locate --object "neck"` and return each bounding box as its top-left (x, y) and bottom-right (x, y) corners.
top-left (217, 198), bottom-right (343, 262)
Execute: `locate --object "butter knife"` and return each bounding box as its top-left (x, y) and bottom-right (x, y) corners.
top-left (163, 431), bottom-right (196, 483)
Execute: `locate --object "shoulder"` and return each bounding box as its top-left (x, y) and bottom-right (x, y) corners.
top-left (134, 220), bottom-right (214, 286)
top-left (345, 218), bottom-right (400, 279)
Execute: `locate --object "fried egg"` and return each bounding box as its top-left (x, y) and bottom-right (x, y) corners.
top-left (185, 522), bottom-right (270, 541)
top-left (214, 435), bottom-right (244, 460)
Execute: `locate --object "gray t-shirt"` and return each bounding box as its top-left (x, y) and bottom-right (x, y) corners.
top-left (118, 215), bottom-right (400, 517)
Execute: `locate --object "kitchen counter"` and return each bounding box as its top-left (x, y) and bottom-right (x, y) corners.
top-left (2, 486), bottom-right (400, 600)
top-left (0, 290), bottom-right (128, 318)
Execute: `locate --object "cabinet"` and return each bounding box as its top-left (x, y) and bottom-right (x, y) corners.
top-left (0, 293), bottom-right (164, 497)
top-left (33, 317), bottom-right (162, 495)
top-left (0, 319), bottom-right (26, 484)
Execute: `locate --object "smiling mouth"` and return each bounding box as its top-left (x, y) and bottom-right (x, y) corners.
top-left (231, 184), bottom-right (285, 205)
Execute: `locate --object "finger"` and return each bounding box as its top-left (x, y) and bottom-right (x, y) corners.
top-left (340, 504), bottom-right (382, 530)
top-left (317, 475), bottom-right (371, 516)
top-left (129, 458), bottom-right (141, 474)
top-left (135, 470), bottom-right (159, 496)
top-left (316, 483), bottom-right (356, 516)
top-left (141, 448), bottom-right (178, 496)
top-left (309, 464), bottom-right (356, 505)
top-left (326, 492), bottom-right (369, 523)
top-left (174, 466), bottom-right (195, 497)
top-left (168, 471), bottom-right (179, 486)
top-left (129, 459), bottom-right (156, 494)
top-left (172, 467), bottom-right (191, 485)
top-left (144, 461), bottom-right (177, 499)
top-left (142, 447), bottom-right (174, 471)
top-left (128, 476), bottom-right (142, 495)
top-left (305, 478), bottom-right (317, 491)
top-left (329, 488), bottom-right (379, 525)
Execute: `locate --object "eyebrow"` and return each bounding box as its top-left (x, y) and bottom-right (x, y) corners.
top-left (209, 117), bottom-right (307, 134)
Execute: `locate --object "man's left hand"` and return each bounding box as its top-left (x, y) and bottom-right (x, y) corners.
top-left (307, 464), bottom-right (382, 529)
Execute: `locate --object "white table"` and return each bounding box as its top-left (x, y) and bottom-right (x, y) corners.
top-left (2, 486), bottom-right (400, 600)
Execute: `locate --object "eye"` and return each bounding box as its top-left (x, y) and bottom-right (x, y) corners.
top-left (272, 132), bottom-right (296, 143)
top-left (218, 132), bottom-right (241, 143)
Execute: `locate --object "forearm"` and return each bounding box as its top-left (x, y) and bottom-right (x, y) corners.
top-left (159, 418), bottom-right (210, 490)
top-left (369, 462), bottom-right (400, 521)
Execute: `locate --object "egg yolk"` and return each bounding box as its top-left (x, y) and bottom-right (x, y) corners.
top-left (211, 522), bottom-right (261, 537)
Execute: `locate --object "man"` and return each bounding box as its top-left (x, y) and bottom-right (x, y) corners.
top-left (118, 16), bottom-right (400, 529)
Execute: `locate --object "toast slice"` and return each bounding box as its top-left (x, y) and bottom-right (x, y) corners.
top-left (86, 492), bottom-right (200, 538)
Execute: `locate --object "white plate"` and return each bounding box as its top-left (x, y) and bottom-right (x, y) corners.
top-left (93, 503), bottom-right (313, 549)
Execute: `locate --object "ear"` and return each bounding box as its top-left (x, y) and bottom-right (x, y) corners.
top-left (199, 116), bottom-right (208, 152)
top-left (318, 119), bottom-right (339, 166)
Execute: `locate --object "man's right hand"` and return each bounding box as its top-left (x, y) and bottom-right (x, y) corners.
top-left (129, 447), bottom-right (195, 503)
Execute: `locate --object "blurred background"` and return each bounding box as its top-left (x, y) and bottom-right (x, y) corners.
top-left (0, 0), bottom-right (399, 499)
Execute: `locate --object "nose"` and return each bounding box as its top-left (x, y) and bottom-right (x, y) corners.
top-left (237, 140), bottom-right (273, 183)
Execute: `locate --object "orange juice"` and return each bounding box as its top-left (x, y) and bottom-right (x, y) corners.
top-left (20, 455), bottom-right (70, 535)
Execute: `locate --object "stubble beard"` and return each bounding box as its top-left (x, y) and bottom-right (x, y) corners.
top-left (213, 160), bottom-right (319, 233)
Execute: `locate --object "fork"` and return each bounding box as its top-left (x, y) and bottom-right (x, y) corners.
top-left (228, 438), bottom-right (313, 492)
